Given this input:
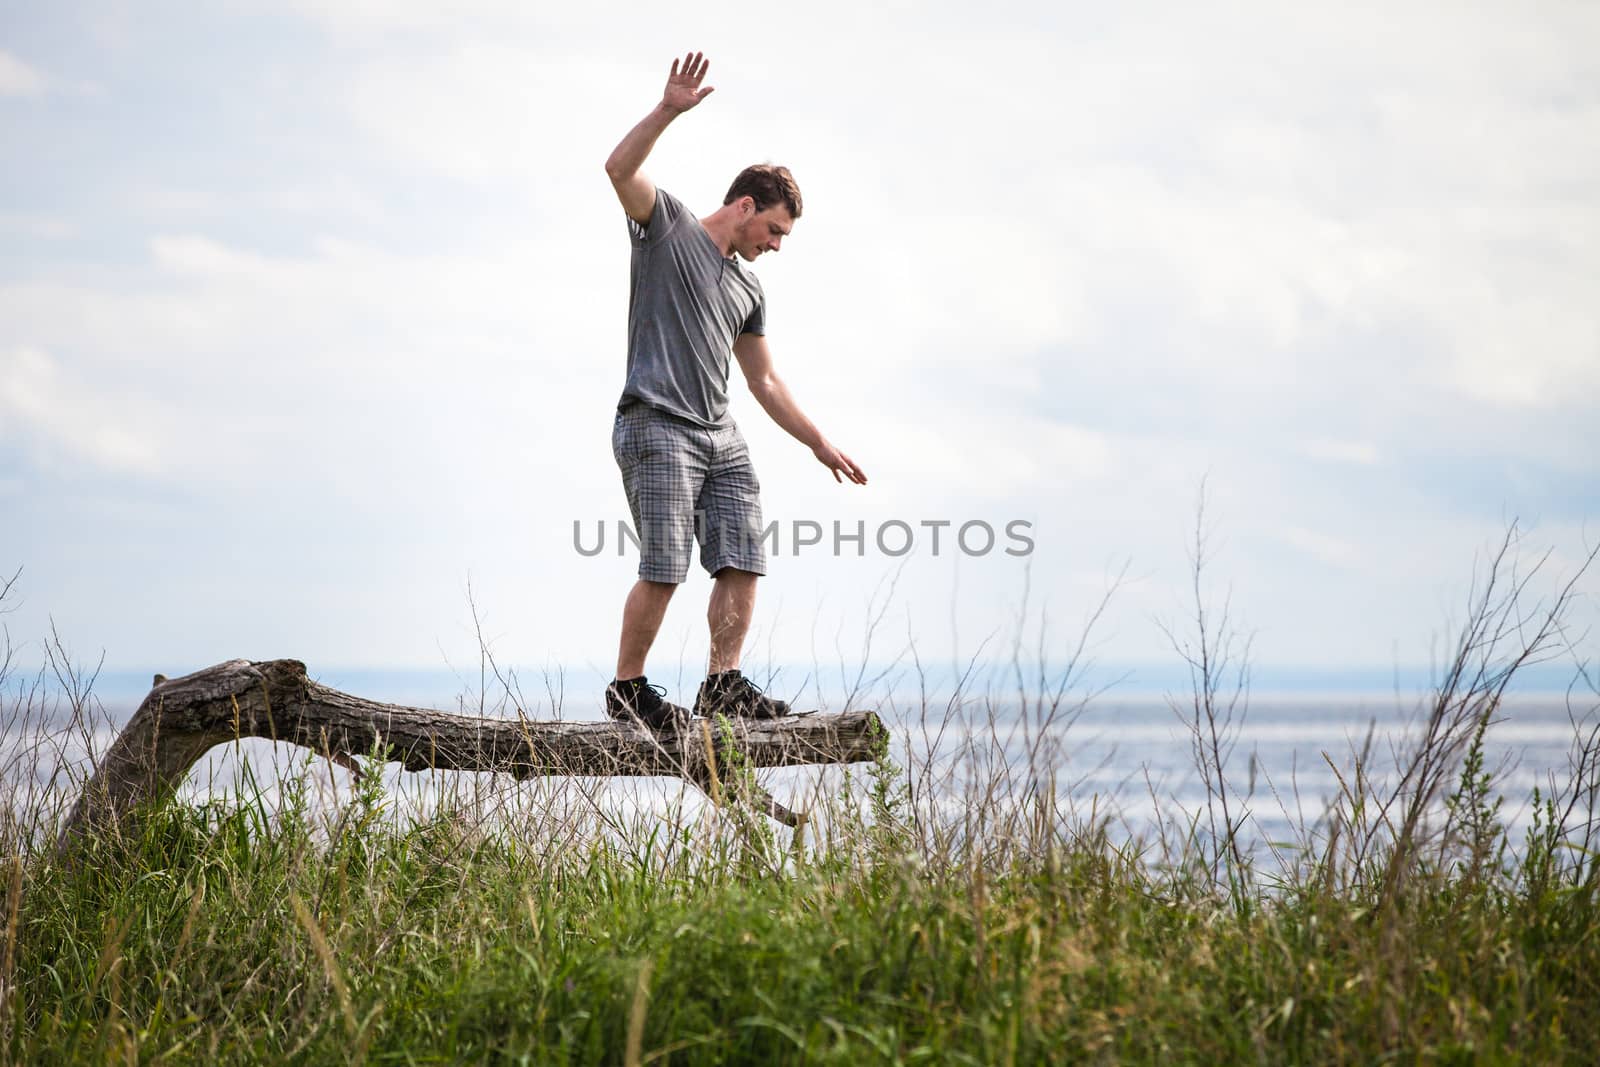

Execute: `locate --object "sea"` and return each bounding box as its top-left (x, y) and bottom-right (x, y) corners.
top-left (5, 663), bottom-right (1594, 867)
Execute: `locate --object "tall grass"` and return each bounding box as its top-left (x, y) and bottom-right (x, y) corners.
top-left (1, 530), bottom-right (1598, 1064)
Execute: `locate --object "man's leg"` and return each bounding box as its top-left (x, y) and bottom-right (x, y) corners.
top-left (612, 405), bottom-right (701, 685)
top-left (616, 578), bottom-right (677, 680)
top-left (698, 565), bottom-right (788, 717)
top-left (692, 423), bottom-right (786, 716)
top-left (706, 567), bottom-right (758, 674)
top-left (608, 577), bottom-right (689, 729)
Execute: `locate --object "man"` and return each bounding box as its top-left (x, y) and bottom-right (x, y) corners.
top-left (603, 51), bottom-right (866, 729)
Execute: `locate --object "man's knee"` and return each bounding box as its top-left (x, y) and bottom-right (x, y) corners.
top-left (627, 578), bottom-right (680, 612)
top-left (636, 577), bottom-right (680, 597)
top-left (711, 567), bottom-right (760, 583)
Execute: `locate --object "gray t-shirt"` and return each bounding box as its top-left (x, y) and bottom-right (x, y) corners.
top-left (618, 188), bottom-right (765, 428)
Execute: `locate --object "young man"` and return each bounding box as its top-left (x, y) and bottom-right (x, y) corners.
top-left (603, 51), bottom-right (867, 729)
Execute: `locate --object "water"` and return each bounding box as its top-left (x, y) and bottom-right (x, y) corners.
top-left (890, 697), bottom-right (1589, 856)
top-left (5, 690), bottom-right (1593, 866)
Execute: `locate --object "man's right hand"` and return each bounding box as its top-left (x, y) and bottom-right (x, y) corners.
top-left (662, 52), bottom-right (715, 114)
top-left (605, 51), bottom-right (716, 226)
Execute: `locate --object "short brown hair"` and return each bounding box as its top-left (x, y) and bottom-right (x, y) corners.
top-left (724, 164), bottom-right (802, 219)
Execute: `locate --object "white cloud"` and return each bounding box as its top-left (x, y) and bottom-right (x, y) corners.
top-left (0, 214), bottom-right (75, 239)
top-left (0, 50), bottom-right (45, 96)
top-left (825, 415), bottom-right (1113, 504)
top-left (1, 1), bottom-right (1596, 673)
top-left (0, 347), bottom-right (164, 475)
top-left (316, 0), bottom-right (1600, 419)
top-left (0, 229), bottom-right (628, 500)
top-left (274, 0), bottom-right (545, 35)
top-left (1275, 524), bottom-right (1358, 568)
top-left (341, 46), bottom-right (630, 183)
top-left (1303, 439), bottom-right (1381, 466)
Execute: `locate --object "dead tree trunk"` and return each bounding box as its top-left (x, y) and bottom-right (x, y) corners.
top-left (59, 659), bottom-right (885, 848)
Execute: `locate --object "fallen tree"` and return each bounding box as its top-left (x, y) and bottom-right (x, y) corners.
top-left (59, 658), bottom-right (885, 847)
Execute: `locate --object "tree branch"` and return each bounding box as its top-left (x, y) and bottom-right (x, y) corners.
top-left (60, 658), bottom-right (884, 846)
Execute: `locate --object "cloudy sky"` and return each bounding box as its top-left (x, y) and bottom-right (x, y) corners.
top-left (3, 1), bottom-right (1596, 700)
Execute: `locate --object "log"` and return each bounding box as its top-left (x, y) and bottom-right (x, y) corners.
top-left (58, 658), bottom-right (886, 847)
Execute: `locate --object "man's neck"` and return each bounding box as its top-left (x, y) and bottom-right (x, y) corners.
top-left (698, 204), bottom-right (739, 258)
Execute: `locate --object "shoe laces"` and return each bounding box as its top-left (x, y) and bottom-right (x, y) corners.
top-left (722, 671), bottom-right (773, 701)
top-left (613, 679), bottom-right (667, 705)
top-left (632, 681), bottom-right (668, 704)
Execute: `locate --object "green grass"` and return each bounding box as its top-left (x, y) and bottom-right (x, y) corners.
top-left (2, 736), bottom-right (1597, 1065)
top-left (3, 525), bottom-right (1597, 1063)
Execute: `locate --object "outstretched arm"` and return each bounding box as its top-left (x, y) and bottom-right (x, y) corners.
top-left (734, 333), bottom-right (868, 485)
top-left (604, 51), bottom-right (715, 225)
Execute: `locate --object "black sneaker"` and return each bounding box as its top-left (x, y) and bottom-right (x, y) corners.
top-left (695, 669), bottom-right (790, 720)
top-left (605, 677), bottom-right (690, 731)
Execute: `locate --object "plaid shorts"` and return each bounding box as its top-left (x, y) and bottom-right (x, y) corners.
top-left (612, 404), bottom-right (768, 584)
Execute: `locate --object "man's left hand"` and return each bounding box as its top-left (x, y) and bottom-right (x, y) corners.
top-left (814, 443), bottom-right (867, 485)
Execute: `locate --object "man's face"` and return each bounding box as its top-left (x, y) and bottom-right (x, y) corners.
top-left (732, 199), bottom-right (795, 262)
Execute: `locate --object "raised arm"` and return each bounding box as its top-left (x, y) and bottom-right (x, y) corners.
top-left (604, 52), bottom-right (715, 225)
top-left (734, 333), bottom-right (868, 485)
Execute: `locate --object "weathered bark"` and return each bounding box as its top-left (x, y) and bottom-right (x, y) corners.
top-left (59, 659), bottom-right (885, 847)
